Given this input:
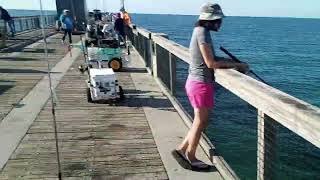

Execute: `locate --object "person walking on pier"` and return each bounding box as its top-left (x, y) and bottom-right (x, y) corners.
top-left (60, 9), bottom-right (73, 44)
top-left (175, 3), bottom-right (248, 169)
top-left (122, 10), bottom-right (131, 26)
top-left (122, 10), bottom-right (131, 43)
top-left (114, 13), bottom-right (125, 45)
top-left (0, 6), bottom-right (15, 37)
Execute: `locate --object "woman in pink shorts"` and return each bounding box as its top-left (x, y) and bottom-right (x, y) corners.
top-left (174, 3), bottom-right (248, 169)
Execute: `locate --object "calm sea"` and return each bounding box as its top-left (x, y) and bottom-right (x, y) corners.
top-left (12, 10), bottom-right (320, 179)
top-left (8, 9), bottom-right (56, 17)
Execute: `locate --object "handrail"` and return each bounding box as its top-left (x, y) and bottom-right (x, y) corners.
top-left (128, 24), bottom-right (320, 179)
top-left (5, 15), bottom-right (57, 34)
top-left (12, 15), bottom-right (56, 20)
top-left (13, 16), bottom-right (42, 19)
top-left (134, 26), bottom-right (320, 148)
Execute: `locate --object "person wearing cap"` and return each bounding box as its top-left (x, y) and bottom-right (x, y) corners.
top-left (60, 9), bottom-right (74, 44)
top-left (174, 3), bottom-right (249, 169)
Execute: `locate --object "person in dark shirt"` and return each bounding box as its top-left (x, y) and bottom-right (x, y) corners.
top-left (114, 13), bottom-right (125, 44)
top-left (0, 6), bottom-right (15, 37)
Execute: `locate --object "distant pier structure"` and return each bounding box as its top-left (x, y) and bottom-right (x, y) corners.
top-left (55, 0), bottom-right (87, 31)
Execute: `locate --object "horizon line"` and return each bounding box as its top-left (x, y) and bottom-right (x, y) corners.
top-left (8, 8), bottom-right (320, 20)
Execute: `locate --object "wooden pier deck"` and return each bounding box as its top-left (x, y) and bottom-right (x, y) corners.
top-left (0, 31), bottom-right (66, 122)
top-left (0, 32), bottom-right (223, 179)
top-left (0, 56), bottom-right (167, 179)
top-left (0, 31), bottom-right (69, 123)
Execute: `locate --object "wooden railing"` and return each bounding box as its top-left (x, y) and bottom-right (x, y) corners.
top-left (127, 25), bottom-right (320, 180)
top-left (12, 15), bottom-right (56, 33)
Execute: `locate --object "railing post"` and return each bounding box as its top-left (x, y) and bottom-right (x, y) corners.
top-left (257, 110), bottom-right (278, 180)
top-left (19, 19), bottom-right (23, 32)
top-left (169, 53), bottom-right (176, 96)
top-left (43, 17), bottom-right (46, 27)
top-left (147, 33), bottom-right (153, 73)
top-left (32, 17), bottom-right (36, 29)
top-left (30, 18), bottom-right (33, 29)
top-left (35, 16), bottom-right (40, 29)
top-left (152, 33), bottom-right (168, 79)
top-left (152, 41), bottom-right (158, 78)
top-left (25, 19), bottom-right (29, 30)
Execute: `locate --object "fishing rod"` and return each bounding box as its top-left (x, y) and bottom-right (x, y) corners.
top-left (39, 0), bottom-right (62, 179)
top-left (220, 46), bottom-right (270, 86)
top-left (78, 35), bottom-right (89, 73)
top-left (121, 0), bottom-right (125, 11)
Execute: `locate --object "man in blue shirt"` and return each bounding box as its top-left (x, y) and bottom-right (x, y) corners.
top-left (60, 9), bottom-right (73, 44)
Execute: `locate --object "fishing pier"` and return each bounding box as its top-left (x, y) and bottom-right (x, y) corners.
top-left (0, 4), bottom-right (319, 180)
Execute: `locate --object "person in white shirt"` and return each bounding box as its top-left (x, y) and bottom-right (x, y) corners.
top-left (102, 21), bottom-right (115, 38)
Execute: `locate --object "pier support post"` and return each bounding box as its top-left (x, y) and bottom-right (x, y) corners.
top-left (151, 41), bottom-right (157, 78)
top-left (146, 32), bottom-right (153, 74)
top-left (169, 53), bottom-right (176, 96)
top-left (25, 19), bottom-right (29, 30)
top-left (152, 33), bottom-right (168, 79)
top-left (35, 17), bottom-right (40, 29)
top-left (257, 110), bottom-right (278, 180)
top-left (19, 19), bottom-right (23, 32)
top-left (31, 17), bottom-right (35, 29)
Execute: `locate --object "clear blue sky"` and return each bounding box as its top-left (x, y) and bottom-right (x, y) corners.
top-left (0, 0), bottom-right (319, 18)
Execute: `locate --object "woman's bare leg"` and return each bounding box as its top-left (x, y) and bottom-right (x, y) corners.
top-left (177, 108), bottom-right (209, 161)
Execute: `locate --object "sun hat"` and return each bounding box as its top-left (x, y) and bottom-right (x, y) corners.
top-left (199, 3), bottom-right (225, 21)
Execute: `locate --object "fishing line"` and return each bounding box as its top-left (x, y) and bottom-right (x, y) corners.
top-left (80, 36), bottom-right (87, 61)
top-left (219, 46), bottom-right (268, 114)
top-left (78, 35), bottom-right (89, 73)
top-left (39, 0), bottom-right (62, 179)
top-left (120, 0), bottom-right (125, 11)
top-left (101, 0), bottom-right (105, 12)
top-left (220, 46), bottom-right (270, 86)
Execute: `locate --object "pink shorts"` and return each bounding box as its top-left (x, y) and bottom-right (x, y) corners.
top-left (185, 79), bottom-right (215, 109)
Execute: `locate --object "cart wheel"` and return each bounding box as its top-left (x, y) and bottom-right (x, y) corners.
top-left (118, 86), bottom-right (125, 100)
top-left (108, 58), bottom-right (122, 72)
top-left (87, 88), bottom-right (93, 103)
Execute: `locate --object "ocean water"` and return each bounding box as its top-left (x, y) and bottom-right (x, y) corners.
top-left (8, 9), bottom-right (56, 17)
top-left (131, 14), bottom-right (320, 179)
top-left (11, 10), bottom-right (320, 179)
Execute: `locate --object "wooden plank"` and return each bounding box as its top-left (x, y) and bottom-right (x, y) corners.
top-left (61, 164), bottom-right (166, 177)
top-left (136, 27), bottom-right (152, 38)
top-left (63, 172), bottom-right (168, 180)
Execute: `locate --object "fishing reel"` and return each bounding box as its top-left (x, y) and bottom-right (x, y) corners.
top-left (78, 64), bottom-right (88, 73)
